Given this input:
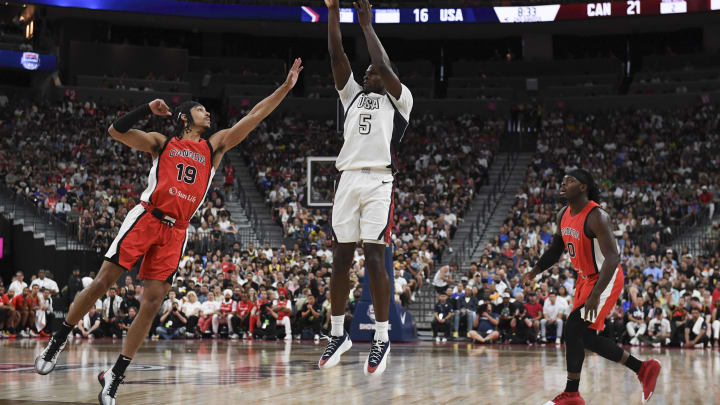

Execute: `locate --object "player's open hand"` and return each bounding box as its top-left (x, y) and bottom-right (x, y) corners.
top-left (583, 293), bottom-right (600, 323)
top-left (354, 0), bottom-right (372, 27)
top-left (284, 58), bottom-right (304, 89)
top-left (148, 99), bottom-right (172, 117)
top-left (324, 0), bottom-right (339, 10)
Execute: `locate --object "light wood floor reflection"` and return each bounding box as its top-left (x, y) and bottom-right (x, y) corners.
top-left (0, 339), bottom-right (718, 404)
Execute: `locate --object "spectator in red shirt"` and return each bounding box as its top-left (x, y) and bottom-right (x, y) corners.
top-left (223, 164), bottom-right (235, 201)
top-left (248, 290), bottom-right (269, 337)
top-left (273, 290), bottom-right (293, 340)
top-left (699, 186), bottom-right (714, 219)
top-left (0, 287), bottom-right (20, 337)
top-left (232, 292), bottom-right (253, 338)
top-left (524, 291), bottom-right (543, 340)
top-left (12, 287), bottom-right (35, 337)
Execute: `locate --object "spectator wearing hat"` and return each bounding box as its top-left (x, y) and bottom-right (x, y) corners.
top-left (643, 257), bottom-right (662, 282)
top-left (431, 292), bottom-right (453, 342)
top-left (540, 289), bottom-right (567, 344)
top-left (642, 308), bottom-right (671, 347)
top-left (494, 292), bottom-right (514, 341)
top-left (213, 289), bottom-right (236, 338)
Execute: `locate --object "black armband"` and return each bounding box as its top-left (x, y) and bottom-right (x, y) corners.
top-left (112, 103), bottom-right (151, 133)
top-left (535, 234), bottom-right (564, 271)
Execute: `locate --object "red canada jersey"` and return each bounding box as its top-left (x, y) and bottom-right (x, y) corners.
top-left (275, 299), bottom-right (290, 320)
top-left (235, 300), bottom-right (252, 317)
top-left (140, 137), bottom-right (215, 221)
top-left (219, 300), bottom-right (234, 314)
top-left (560, 201), bottom-right (620, 278)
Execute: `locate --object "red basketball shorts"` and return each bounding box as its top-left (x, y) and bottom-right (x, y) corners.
top-left (572, 267), bottom-right (625, 331)
top-left (104, 204), bottom-right (188, 283)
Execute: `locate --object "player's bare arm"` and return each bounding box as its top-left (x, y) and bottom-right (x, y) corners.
top-left (108, 99), bottom-right (170, 158)
top-left (355, 0), bottom-right (402, 99)
top-left (583, 209), bottom-right (621, 322)
top-left (325, 0), bottom-right (352, 90)
top-left (524, 209), bottom-right (565, 284)
top-left (209, 58), bottom-right (303, 168)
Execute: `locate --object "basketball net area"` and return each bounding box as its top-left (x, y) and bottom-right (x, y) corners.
top-left (306, 156), bottom-right (416, 341)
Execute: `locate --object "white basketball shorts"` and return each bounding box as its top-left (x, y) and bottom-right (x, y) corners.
top-left (331, 168), bottom-right (394, 244)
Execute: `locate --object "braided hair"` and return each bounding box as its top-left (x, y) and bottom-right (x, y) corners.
top-left (173, 101), bottom-right (202, 138)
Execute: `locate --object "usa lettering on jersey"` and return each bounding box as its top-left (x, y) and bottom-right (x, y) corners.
top-left (356, 95), bottom-right (380, 110)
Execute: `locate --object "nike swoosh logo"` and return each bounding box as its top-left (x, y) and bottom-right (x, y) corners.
top-left (400, 313), bottom-right (406, 324)
top-left (382, 180), bottom-right (392, 184)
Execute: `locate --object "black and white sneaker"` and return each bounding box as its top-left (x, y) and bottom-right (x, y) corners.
top-left (98, 369), bottom-right (125, 405)
top-left (317, 332), bottom-right (352, 369)
top-left (34, 335), bottom-right (68, 375)
top-left (363, 339), bottom-right (390, 376)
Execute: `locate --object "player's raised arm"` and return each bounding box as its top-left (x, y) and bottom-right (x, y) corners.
top-left (326, 0), bottom-right (351, 90)
top-left (355, 0), bottom-right (402, 99)
top-left (524, 209), bottom-right (566, 285)
top-left (108, 99), bottom-right (170, 157)
top-left (209, 58), bottom-right (303, 155)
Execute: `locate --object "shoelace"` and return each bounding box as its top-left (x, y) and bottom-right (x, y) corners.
top-left (368, 340), bottom-right (386, 365)
top-left (321, 335), bottom-right (343, 358)
top-left (42, 337), bottom-right (64, 362)
top-left (108, 374), bottom-right (125, 398)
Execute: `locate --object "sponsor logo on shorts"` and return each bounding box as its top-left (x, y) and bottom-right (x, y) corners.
top-left (169, 187), bottom-right (197, 203)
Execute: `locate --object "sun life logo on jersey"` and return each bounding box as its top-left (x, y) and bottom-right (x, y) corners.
top-left (357, 95), bottom-right (380, 110)
top-left (169, 187), bottom-right (197, 203)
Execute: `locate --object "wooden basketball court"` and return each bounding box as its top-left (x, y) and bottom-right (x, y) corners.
top-left (0, 339), bottom-right (717, 405)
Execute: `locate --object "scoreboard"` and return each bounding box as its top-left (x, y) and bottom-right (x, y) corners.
top-left (17, 0), bottom-right (720, 23)
top-left (309, 0), bottom-right (715, 24)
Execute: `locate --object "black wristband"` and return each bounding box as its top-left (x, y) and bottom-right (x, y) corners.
top-left (113, 103), bottom-right (152, 133)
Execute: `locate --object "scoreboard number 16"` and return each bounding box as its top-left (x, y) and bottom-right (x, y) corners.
top-left (413, 8), bottom-right (429, 22)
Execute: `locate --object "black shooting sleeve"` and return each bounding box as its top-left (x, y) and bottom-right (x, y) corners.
top-left (112, 103), bottom-right (152, 133)
top-left (535, 234), bottom-right (565, 271)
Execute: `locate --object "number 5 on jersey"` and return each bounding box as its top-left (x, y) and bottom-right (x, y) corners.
top-left (176, 163), bottom-right (197, 184)
top-left (359, 114), bottom-right (371, 135)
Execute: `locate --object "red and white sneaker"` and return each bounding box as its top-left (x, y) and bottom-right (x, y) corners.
top-left (637, 359), bottom-right (661, 403)
top-left (543, 391), bottom-right (585, 405)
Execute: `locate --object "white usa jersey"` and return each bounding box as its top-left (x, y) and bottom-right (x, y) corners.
top-left (335, 72), bottom-right (413, 171)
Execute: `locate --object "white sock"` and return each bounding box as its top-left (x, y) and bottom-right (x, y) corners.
top-left (375, 321), bottom-right (389, 342)
top-left (331, 315), bottom-right (345, 337)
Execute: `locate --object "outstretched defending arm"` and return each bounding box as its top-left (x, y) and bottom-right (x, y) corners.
top-left (523, 210), bottom-right (565, 285)
top-left (355, 0), bottom-right (402, 99)
top-left (209, 58), bottom-right (303, 159)
top-left (108, 99), bottom-right (170, 157)
top-left (326, 0), bottom-right (352, 90)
